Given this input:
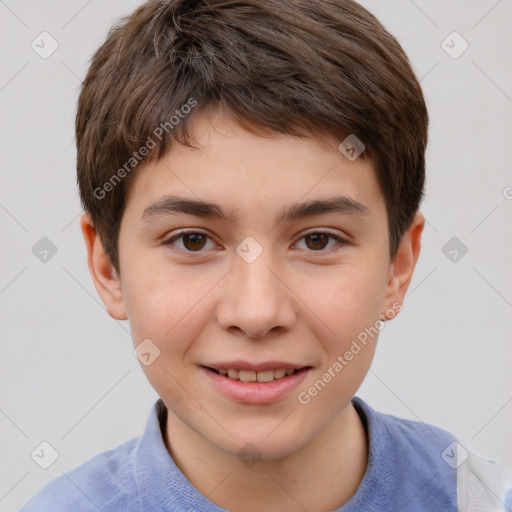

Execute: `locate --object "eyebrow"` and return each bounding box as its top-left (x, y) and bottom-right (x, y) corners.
top-left (141, 194), bottom-right (369, 224)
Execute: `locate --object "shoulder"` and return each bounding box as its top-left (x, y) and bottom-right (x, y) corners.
top-left (353, 396), bottom-right (457, 466)
top-left (350, 397), bottom-right (458, 510)
top-left (351, 397), bottom-right (512, 511)
top-left (19, 438), bottom-right (140, 512)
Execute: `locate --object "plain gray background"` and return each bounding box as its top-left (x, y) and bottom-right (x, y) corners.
top-left (1, 0), bottom-right (511, 510)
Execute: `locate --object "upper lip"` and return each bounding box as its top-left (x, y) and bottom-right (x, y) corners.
top-left (202, 360), bottom-right (310, 372)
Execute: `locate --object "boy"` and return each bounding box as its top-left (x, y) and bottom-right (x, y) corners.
top-left (20, 0), bottom-right (512, 510)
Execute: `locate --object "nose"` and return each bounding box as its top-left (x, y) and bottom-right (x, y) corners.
top-left (215, 249), bottom-right (297, 339)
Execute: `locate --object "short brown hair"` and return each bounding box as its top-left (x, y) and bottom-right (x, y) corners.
top-left (76, 0), bottom-right (428, 274)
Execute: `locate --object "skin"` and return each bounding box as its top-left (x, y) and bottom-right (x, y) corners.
top-left (81, 108), bottom-right (424, 512)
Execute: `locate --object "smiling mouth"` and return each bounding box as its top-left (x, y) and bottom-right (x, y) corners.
top-left (203, 366), bottom-right (311, 383)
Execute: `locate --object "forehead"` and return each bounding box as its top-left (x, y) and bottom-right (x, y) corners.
top-left (123, 110), bottom-right (384, 222)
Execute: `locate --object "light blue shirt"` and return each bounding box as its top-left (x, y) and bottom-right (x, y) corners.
top-left (19, 397), bottom-right (512, 511)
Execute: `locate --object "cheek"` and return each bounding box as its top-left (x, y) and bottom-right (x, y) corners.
top-left (292, 266), bottom-right (384, 425)
top-left (292, 259), bottom-right (388, 345)
top-left (122, 265), bottom-right (216, 401)
top-left (121, 259), bottom-right (218, 353)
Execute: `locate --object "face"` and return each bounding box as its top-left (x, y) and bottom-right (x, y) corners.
top-left (83, 108), bottom-right (422, 461)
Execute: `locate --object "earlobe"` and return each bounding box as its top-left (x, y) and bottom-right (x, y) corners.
top-left (80, 213), bottom-right (128, 320)
top-left (381, 212), bottom-right (425, 320)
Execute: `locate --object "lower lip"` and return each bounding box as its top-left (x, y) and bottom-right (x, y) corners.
top-left (200, 367), bottom-right (311, 404)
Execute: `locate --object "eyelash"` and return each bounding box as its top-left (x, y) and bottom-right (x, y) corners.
top-left (163, 230), bottom-right (348, 254)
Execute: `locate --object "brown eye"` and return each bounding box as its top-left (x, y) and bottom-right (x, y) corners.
top-left (182, 233), bottom-right (207, 251)
top-left (305, 233), bottom-right (330, 250)
top-left (294, 232), bottom-right (347, 253)
top-left (165, 231), bottom-right (215, 252)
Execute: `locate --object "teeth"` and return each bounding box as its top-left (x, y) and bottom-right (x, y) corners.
top-left (239, 370), bottom-right (257, 382)
top-left (227, 369), bottom-right (239, 379)
top-left (216, 368), bottom-right (298, 381)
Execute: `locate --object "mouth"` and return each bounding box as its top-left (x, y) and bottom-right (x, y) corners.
top-left (199, 362), bottom-right (312, 404)
top-left (202, 366), bottom-right (308, 382)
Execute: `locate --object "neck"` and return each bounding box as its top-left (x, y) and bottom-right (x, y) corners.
top-left (164, 402), bottom-right (368, 512)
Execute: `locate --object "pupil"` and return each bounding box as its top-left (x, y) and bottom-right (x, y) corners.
top-left (184, 233), bottom-right (206, 251)
top-left (306, 233), bottom-right (328, 250)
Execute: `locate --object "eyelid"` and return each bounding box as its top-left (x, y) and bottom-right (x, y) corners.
top-left (166, 228), bottom-right (209, 238)
top-left (299, 227), bottom-right (346, 238)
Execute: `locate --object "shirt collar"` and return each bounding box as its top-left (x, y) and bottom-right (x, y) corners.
top-left (134, 398), bottom-right (227, 511)
top-left (133, 397), bottom-right (391, 511)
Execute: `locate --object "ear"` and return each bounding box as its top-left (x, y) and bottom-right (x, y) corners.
top-left (381, 212), bottom-right (425, 320)
top-left (80, 213), bottom-right (127, 320)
